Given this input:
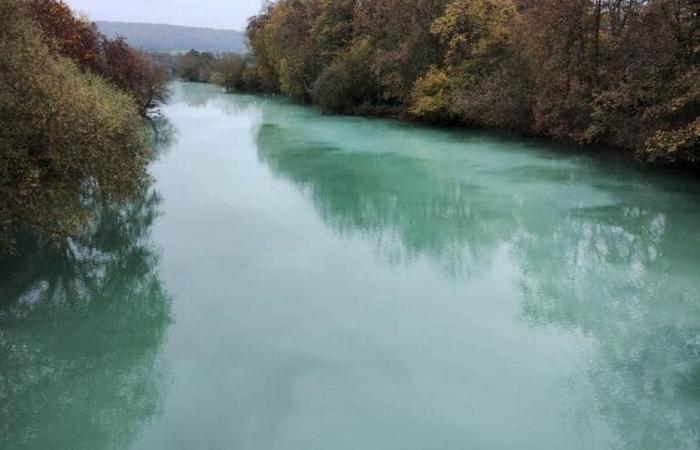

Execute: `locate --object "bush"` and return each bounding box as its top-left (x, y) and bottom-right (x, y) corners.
top-left (311, 39), bottom-right (378, 113)
top-left (409, 67), bottom-right (457, 122)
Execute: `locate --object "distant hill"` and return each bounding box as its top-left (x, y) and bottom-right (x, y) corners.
top-left (96, 21), bottom-right (247, 54)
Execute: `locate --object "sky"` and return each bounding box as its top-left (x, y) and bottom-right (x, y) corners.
top-left (64, 0), bottom-right (263, 30)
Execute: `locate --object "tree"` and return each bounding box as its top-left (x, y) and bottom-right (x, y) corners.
top-left (102, 38), bottom-right (170, 114)
top-left (210, 54), bottom-right (249, 92)
top-left (179, 49), bottom-right (216, 82)
top-left (29, 0), bottom-right (169, 115)
top-left (353, 0), bottom-right (448, 103)
top-left (519, 0), bottom-right (597, 140)
top-left (0, 0), bottom-right (151, 254)
top-left (313, 0), bottom-right (356, 65)
top-left (242, 0), bottom-right (699, 166)
top-left (410, 67), bottom-right (457, 122)
top-left (312, 38), bottom-right (378, 113)
top-left (411, 0), bottom-right (530, 128)
top-left (254, 0), bottom-right (323, 102)
top-left (29, 0), bottom-right (103, 73)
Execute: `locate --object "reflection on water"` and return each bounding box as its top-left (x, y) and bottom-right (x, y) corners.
top-left (149, 115), bottom-right (178, 157)
top-left (177, 81), bottom-right (264, 114)
top-left (257, 123), bottom-right (509, 277)
top-left (0, 129), bottom-right (174, 449)
top-left (253, 100), bottom-right (700, 449)
top-left (514, 207), bottom-right (700, 450)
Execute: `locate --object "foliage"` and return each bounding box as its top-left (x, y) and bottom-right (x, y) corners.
top-left (313, 0), bottom-right (355, 65)
top-left (29, 0), bottom-right (169, 114)
top-left (409, 67), bottom-right (457, 122)
top-left (179, 49), bottom-right (216, 82)
top-left (0, 0), bottom-right (153, 254)
top-left (256, 0), bottom-right (323, 102)
top-left (28, 0), bottom-right (103, 72)
top-left (355, 0), bottom-right (448, 104)
top-left (422, 0), bottom-right (532, 128)
top-left (210, 54), bottom-right (249, 92)
top-left (311, 38), bottom-right (378, 113)
top-left (101, 38), bottom-right (170, 115)
top-left (235, 0), bottom-right (699, 166)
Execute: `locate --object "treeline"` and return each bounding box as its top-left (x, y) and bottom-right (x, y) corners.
top-left (172, 50), bottom-right (261, 93)
top-left (200, 0), bottom-right (699, 165)
top-left (0, 0), bottom-right (169, 254)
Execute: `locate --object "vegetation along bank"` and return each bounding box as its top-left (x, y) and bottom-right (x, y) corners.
top-left (183, 0), bottom-right (698, 167)
top-left (0, 0), bottom-right (169, 255)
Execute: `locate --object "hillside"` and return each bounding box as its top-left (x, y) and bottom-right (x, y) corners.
top-left (96, 21), bottom-right (247, 54)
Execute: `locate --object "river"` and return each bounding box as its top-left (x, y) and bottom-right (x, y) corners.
top-left (1, 82), bottom-right (699, 450)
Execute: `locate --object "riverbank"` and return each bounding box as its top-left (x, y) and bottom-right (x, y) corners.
top-left (182, 79), bottom-right (700, 178)
top-left (223, 0), bottom-right (698, 168)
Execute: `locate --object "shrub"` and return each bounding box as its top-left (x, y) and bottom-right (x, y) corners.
top-left (409, 67), bottom-right (457, 122)
top-left (312, 39), bottom-right (378, 113)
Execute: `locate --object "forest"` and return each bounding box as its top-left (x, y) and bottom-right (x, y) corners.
top-left (0, 0), bottom-right (168, 254)
top-left (189, 0), bottom-right (698, 166)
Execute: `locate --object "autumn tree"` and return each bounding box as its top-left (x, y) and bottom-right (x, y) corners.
top-left (0, 0), bottom-right (152, 254)
top-left (353, 0), bottom-right (448, 104)
top-left (240, 0), bottom-right (698, 165)
top-left (28, 0), bottom-right (103, 73)
top-left (312, 38), bottom-right (378, 113)
top-left (410, 0), bottom-right (531, 129)
top-left (313, 0), bottom-right (356, 65)
top-left (102, 38), bottom-right (170, 114)
top-left (521, 0), bottom-right (699, 161)
top-left (28, 0), bottom-right (169, 115)
top-left (179, 49), bottom-right (216, 82)
top-left (210, 54), bottom-right (249, 92)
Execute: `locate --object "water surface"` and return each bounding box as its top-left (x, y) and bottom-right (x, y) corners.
top-left (2, 82), bottom-right (700, 450)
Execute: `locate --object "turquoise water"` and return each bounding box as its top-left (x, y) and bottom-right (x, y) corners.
top-left (2, 82), bottom-right (699, 450)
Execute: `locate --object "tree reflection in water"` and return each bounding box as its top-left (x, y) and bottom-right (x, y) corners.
top-left (0, 126), bottom-right (174, 450)
top-left (254, 111), bottom-right (700, 450)
top-left (514, 204), bottom-right (700, 450)
top-left (257, 123), bottom-right (513, 278)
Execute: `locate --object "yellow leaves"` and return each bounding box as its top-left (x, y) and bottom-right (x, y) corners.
top-left (645, 118), bottom-right (700, 162)
top-left (409, 66), bottom-right (456, 121)
top-left (432, 0), bottom-right (518, 65)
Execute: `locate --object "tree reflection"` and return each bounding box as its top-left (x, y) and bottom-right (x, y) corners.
top-left (177, 81), bottom-right (263, 114)
top-left (513, 202), bottom-right (700, 450)
top-left (148, 115), bottom-right (177, 158)
top-left (178, 81), bottom-right (219, 108)
top-left (257, 122), bottom-right (516, 277)
top-left (0, 157), bottom-right (173, 448)
top-left (253, 109), bottom-right (700, 450)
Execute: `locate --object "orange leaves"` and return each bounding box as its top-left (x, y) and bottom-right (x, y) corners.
top-left (27, 0), bottom-right (168, 115)
top-left (29, 0), bottom-right (103, 73)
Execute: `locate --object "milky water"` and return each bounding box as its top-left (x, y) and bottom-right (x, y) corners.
top-left (2, 82), bottom-right (699, 450)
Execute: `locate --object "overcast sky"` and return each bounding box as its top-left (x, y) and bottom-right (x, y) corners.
top-left (64, 0), bottom-right (263, 30)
